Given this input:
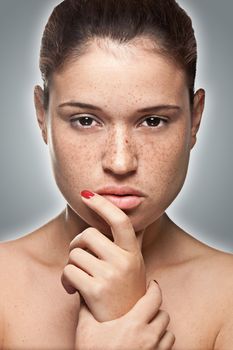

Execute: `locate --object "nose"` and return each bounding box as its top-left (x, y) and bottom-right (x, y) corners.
top-left (102, 126), bottom-right (138, 176)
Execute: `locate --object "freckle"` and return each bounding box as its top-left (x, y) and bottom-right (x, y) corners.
top-left (125, 139), bottom-right (129, 144)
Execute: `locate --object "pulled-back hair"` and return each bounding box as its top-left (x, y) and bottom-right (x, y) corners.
top-left (40, 0), bottom-right (197, 109)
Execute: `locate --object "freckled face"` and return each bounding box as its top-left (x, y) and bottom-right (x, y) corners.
top-left (47, 39), bottom-right (192, 235)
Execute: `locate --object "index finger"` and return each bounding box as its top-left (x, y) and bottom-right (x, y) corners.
top-left (80, 190), bottom-right (143, 251)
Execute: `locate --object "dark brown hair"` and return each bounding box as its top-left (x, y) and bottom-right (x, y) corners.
top-left (40, 0), bottom-right (197, 109)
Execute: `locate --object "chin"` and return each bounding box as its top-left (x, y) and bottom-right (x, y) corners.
top-left (67, 196), bottom-right (163, 238)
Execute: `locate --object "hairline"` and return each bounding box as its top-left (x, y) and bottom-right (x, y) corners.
top-left (43, 35), bottom-right (194, 110)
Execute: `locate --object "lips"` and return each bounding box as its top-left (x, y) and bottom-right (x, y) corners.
top-left (96, 186), bottom-right (145, 210)
top-left (96, 185), bottom-right (145, 196)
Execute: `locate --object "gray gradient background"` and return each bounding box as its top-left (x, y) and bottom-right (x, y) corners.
top-left (0, 1), bottom-right (232, 252)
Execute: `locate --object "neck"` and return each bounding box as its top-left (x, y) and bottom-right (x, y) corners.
top-left (55, 205), bottom-right (175, 266)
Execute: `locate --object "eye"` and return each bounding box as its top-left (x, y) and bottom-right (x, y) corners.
top-left (139, 116), bottom-right (168, 128)
top-left (70, 115), bottom-right (102, 129)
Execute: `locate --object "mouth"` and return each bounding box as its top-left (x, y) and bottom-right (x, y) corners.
top-left (96, 185), bottom-right (145, 210)
top-left (101, 194), bottom-right (143, 210)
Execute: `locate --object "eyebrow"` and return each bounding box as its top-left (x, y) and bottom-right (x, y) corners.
top-left (58, 101), bottom-right (181, 113)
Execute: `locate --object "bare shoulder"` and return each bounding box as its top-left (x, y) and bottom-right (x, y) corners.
top-left (0, 228), bottom-right (52, 306)
top-left (164, 231), bottom-right (233, 349)
top-left (0, 232), bottom-right (38, 268)
top-left (0, 228), bottom-right (53, 347)
top-left (198, 246), bottom-right (233, 291)
top-left (0, 225), bottom-right (55, 284)
top-left (0, 236), bottom-right (35, 294)
top-left (170, 227), bottom-right (233, 323)
top-left (0, 212), bottom-right (63, 270)
top-left (208, 248), bottom-right (233, 305)
top-left (201, 248), bottom-right (233, 348)
top-left (0, 237), bottom-right (30, 348)
top-left (188, 238), bottom-right (233, 299)
top-left (176, 226), bottom-right (233, 289)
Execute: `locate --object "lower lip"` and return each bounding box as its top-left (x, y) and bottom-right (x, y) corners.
top-left (101, 194), bottom-right (143, 210)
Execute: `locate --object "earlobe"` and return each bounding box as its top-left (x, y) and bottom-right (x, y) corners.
top-left (34, 85), bottom-right (48, 145)
top-left (190, 88), bottom-right (205, 150)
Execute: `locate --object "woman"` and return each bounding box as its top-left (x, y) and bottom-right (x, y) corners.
top-left (0, 0), bottom-right (233, 349)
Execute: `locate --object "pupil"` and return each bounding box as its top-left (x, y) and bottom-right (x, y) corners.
top-left (148, 117), bottom-right (160, 126)
top-left (80, 117), bottom-right (92, 126)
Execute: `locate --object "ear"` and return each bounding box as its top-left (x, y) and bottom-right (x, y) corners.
top-left (34, 85), bottom-right (48, 145)
top-left (190, 88), bottom-right (205, 150)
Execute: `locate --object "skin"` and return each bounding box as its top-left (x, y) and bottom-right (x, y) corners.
top-left (0, 37), bottom-right (233, 349)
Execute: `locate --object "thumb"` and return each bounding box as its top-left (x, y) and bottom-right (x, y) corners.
top-left (126, 280), bottom-right (162, 324)
top-left (76, 303), bottom-right (99, 347)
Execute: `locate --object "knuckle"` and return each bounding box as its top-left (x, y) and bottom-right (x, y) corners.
top-left (162, 331), bottom-right (176, 349)
top-left (127, 318), bottom-right (142, 335)
top-left (103, 266), bottom-right (116, 282)
top-left (63, 264), bottom-right (75, 278)
top-left (163, 310), bottom-right (170, 324)
top-left (81, 227), bottom-right (99, 241)
top-left (69, 247), bottom-right (82, 261)
top-left (152, 332), bottom-right (160, 346)
top-left (137, 334), bottom-right (153, 350)
top-left (159, 309), bottom-right (170, 325)
top-left (117, 252), bottom-right (142, 275)
top-left (89, 281), bottom-right (104, 300)
top-left (169, 332), bottom-right (176, 345)
top-left (131, 254), bottom-right (145, 273)
top-left (167, 330), bottom-right (176, 341)
top-left (118, 256), bottom-right (132, 274)
top-left (114, 212), bottom-right (130, 227)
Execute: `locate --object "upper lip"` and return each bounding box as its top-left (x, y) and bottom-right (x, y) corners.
top-left (96, 185), bottom-right (145, 197)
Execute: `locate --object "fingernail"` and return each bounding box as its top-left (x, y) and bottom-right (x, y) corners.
top-left (81, 190), bottom-right (95, 199)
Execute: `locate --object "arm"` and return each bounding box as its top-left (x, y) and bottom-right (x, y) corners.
top-left (75, 281), bottom-right (175, 350)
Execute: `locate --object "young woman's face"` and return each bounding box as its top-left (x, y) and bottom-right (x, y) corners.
top-left (42, 38), bottom-right (201, 236)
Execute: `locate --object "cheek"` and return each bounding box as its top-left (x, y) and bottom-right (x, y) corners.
top-left (140, 130), bottom-right (190, 202)
top-left (48, 126), bottom-right (100, 193)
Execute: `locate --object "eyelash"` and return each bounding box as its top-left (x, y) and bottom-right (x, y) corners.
top-left (70, 114), bottom-right (168, 129)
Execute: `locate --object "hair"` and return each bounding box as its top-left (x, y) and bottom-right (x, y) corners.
top-left (40, 0), bottom-right (197, 109)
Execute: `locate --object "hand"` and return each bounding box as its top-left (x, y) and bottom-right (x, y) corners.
top-left (75, 281), bottom-right (175, 350)
top-left (61, 191), bottom-right (147, 322)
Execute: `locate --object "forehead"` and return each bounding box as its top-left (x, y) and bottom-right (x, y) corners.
top-left (50, 38), bottom-right (189, 108)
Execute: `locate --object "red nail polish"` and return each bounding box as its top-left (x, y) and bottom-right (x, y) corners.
top-left (81, 190), bottom-right (95, 199)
